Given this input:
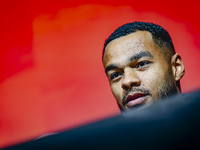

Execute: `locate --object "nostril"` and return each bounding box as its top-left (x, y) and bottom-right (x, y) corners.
top-left (123, 83), bottom-right (139, 91)
top-left (121, 70), bottom-right (141, 90)
top-left (123, 85), bottom-right (129, 91)
top-left (130, 82), bottom-right (140, 86)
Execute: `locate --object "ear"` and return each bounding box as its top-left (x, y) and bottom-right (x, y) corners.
top-left (171, 53), bottom-right (185, 81)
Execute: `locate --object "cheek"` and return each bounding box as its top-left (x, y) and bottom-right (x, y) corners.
top-left (111, 83), bottom-right (122, 103)
top-left (141, 66), bottom-right (168, 91)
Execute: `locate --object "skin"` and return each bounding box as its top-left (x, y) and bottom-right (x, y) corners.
top-left (103, 31), bottom-right (185, 110)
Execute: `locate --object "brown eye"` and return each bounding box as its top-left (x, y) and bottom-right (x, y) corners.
top-left (110, 72), bottom-right (121, 80)
top-left (136, 61), bottom-right (150, 69)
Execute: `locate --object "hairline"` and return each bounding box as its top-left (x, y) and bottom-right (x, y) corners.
top-left (103, 30), bottom-right (173, 63)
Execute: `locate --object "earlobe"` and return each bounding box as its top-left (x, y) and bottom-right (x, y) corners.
top-left (171, 53), bottom-right (185, 81)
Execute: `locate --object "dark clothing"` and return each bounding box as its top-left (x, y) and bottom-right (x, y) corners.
top-left (4, 91), bottom-right (200, 150)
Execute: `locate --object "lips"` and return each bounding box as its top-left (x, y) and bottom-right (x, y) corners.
top-left (125, 93), bottom-right (148, 108)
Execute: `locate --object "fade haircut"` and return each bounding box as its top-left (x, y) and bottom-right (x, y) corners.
top-left (102, 22), bottom-right (175, 63)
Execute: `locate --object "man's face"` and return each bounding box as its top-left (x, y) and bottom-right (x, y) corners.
top-left (103, 31), bottom-right (178, 110)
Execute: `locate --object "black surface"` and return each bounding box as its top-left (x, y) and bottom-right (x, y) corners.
top-left (4, 90), bottom-right (200, 150)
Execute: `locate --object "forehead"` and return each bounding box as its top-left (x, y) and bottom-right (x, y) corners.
top-left (103, 31), bottom-right (162, 67)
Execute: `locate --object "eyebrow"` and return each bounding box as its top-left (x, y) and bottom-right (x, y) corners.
top-left (105, 51), bottom-right (153, 75)
top-left (105, 64), bottom-right (119, 75)
top-left (129, 51), bottom-right (153, 63)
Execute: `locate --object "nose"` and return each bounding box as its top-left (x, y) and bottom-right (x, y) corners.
top-left (121, 68), bottom-right (141, 91)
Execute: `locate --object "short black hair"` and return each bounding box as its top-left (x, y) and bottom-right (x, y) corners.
top-left (102, 22), bottom-right (175, 63)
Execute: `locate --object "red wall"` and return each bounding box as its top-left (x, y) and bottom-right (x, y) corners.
top-left (1, 0), bottom-right (200, 148)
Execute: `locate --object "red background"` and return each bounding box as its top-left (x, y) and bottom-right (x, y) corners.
top-left (1, 0), bottom-right (200, 148)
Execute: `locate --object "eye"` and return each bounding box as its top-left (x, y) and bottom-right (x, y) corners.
top-left (110, 72), bottom-right (122, 80)
top-left (135, 61), bottom-right (150, 69)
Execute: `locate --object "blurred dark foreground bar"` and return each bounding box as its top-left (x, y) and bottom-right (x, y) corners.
top-left (3, 90), bottom-right (200, 150)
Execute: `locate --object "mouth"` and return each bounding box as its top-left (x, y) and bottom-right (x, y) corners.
top-left (124, 93), bottom-right (148, 108)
